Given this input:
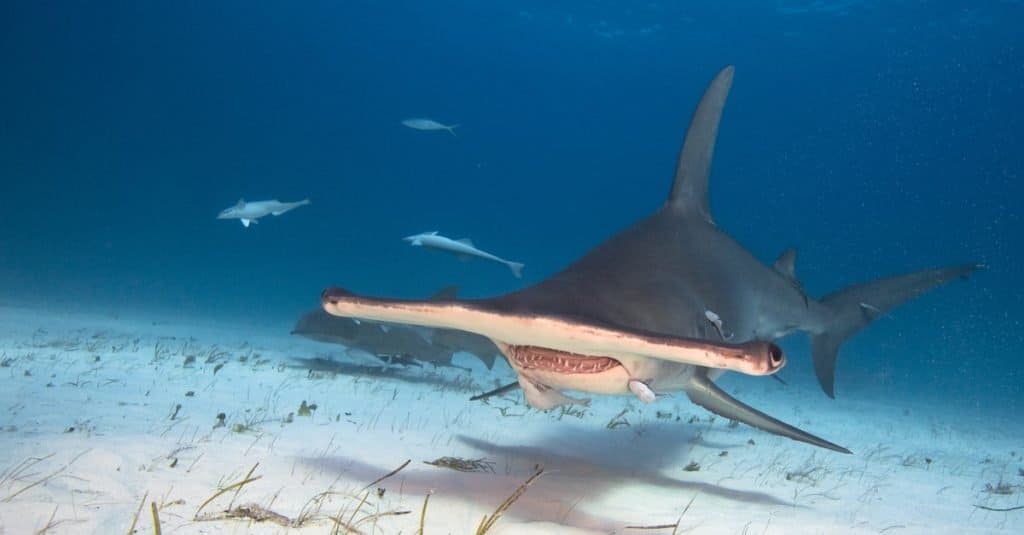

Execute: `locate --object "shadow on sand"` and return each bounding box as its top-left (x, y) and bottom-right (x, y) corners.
top-left (299, 421), bottom-right (794, 532)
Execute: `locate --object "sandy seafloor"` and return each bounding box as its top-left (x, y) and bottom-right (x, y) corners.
top-left (0, 303), bottom-right (1021, 535)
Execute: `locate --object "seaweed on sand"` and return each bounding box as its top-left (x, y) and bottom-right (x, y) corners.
top-left (424, 457), bottom-right (495, 473)
top-left (192, 461), bottom-right (413, 532)
top-left (475, 467), bottom-right (545, 535)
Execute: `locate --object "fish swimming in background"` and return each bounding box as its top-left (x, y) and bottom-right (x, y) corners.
top-left (291, 309), bottom-right (503, 370)
top-left (293, 285), bottom-right (502, 370)
top-left (401, 118), bottom-right (460, 136)
top-left (216, 198), bottom-right (310, 228)
top-left (292, 308), bottom-right (453, 367)
top-left (404, 231), bottom-right (525, 278)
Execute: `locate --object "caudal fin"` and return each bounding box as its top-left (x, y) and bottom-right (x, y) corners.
top-left (447, 124), bottom-right (460, 136)
top-left (812, 263), bottom-right (980, 398)
top-left (507, 262), bottom-right (524, 278)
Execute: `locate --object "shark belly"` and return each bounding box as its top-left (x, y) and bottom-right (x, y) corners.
top-left (495, 341), bottom-right (631, 409)
top-left (496, 342), bottom-right (702, 410)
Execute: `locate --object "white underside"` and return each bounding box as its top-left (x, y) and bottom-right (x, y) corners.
top-left (322, 298), bottom-right (773, 376)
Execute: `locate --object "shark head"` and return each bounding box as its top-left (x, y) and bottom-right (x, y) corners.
top-left (403, 231), bottom-right (437, 246)
top-left (217, 199), bottom-right (246, 219)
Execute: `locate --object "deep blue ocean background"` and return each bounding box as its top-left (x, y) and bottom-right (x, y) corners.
top-left (1, 2), bottom-right (1020, 410)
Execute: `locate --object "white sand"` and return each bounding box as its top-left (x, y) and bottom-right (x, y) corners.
top-left (0, 302), bottom-right (1020, 534)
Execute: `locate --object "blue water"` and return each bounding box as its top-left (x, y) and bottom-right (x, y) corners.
top-left (0, 2), bottom-right (1020, 408)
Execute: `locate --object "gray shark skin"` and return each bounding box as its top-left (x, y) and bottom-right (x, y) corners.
top-left (323, 66), bottom-right (978, 454)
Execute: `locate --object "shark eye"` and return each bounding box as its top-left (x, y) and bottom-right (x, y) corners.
top-left (767, 344), bottom-right (784, 366)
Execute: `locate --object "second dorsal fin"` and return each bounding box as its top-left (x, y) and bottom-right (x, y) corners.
top-left (773, 248), bottom-right (798, 282)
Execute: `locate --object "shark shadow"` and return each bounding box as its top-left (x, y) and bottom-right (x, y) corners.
top-left (300, 423), bottom-right (793, 533)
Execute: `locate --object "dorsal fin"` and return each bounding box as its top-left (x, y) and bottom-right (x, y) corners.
top-left (773, 248), bottom-right (798, 282)
top-left (236, 198), bottom-right (246, 208)
top-left (666, 66), bottom-right (735, 221)
top-left (774, 247), bottom-right (807, 306)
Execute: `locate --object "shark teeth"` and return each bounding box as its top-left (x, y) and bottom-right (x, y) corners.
top-left (504, 344), bottom-right (620, 374)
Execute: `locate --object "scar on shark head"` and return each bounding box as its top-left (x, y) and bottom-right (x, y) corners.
top-left (323, 66), bottom-right (979, 454)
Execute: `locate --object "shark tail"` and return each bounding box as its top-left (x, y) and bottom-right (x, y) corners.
top-left (447, 124), bottom-right (460, 137)
top-left (271, 199), bottom-right (311, 216)
top-left (507, 262), bottom-right (525, 279)
top-left (811, 263), bottom-right (980, 398)
top-left (686, 370), bottom-right (850, 453)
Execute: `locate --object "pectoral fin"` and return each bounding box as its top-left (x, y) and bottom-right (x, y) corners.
top-left (518, 375), bottom-right (589, 410)
top-left (628, 379), bottom-right (657, 403)
top-left (685, 370), bottom-right (850, 453)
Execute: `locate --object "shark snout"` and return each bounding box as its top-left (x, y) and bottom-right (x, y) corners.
top-left (735, 341), bottom-right (786, 375)
top-left (321, 287), bottom-right (352, 306)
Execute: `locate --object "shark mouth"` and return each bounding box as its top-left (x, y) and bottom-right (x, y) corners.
top-left (504, 344), bottom-right (620, 374)
top-left (320, 287), bottom-right (784, 376)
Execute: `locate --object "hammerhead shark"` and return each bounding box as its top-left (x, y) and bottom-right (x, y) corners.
top-left (322, 66), bottom-right (977, 453)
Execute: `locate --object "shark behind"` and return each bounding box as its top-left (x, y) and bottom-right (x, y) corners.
top-left (217, 198), bottom-right (310, 228)
top-left (323, 66), bottom-right (978, 453)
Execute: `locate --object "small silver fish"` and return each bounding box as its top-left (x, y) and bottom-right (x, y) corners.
top-left (401, 118), bottom-right (459, 136)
